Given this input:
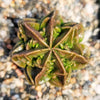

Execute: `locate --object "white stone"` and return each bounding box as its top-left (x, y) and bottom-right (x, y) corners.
top-left (14, 78), bottom-right (23, 87)
top-left (82, 30), bottom-right (92, 43)
top-left (94, 85), bottom-right (100, 94)
top-left (82, 71), bottom-right (90, 81)
top-left (0, 30), bottom-right (8, 39)
top-left (38, 91), bottom-right (42, 98)
top-left (62, 89), bottom-right (72, 95)
top-left (85, 4), bottom-right (94, 14)
top-left (10, 83), bottom-right (16, 89)
top-left (93, 95), bottom-right (100, 100)
top-left (6, 62), bottom-right (12, 71)
top-left (2, 0), bottom-right (12, 5)
top-left (97, 75), bottom-right (100, 83)
top-left (0, 71), bottom-right (5, 78)
top-left (56, 96), bottom-right (63, 100)
top-left (82, 90), bottom-right (90, 96)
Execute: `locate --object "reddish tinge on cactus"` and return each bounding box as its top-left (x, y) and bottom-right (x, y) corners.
top-left (12, 11), bottom-right (90, 87)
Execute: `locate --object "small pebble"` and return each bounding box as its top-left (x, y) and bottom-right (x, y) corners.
top-left (56, 91), bottom-right (62, 96)
top-left (0, 47), bottom-right (4, 56)
top-left (93, 95), bottom-right (100, 100)
top-left (70, 77), bottom-right (76, 84)
top-left (56, 96), bottom-right (63, 100)
top-left (15, 68), bottom-right (23, 77)
top-left (49, 93), bottom-right (55, 100)
top-left (82, 90), bottom-right (90, 96)
top-left (37, 91), bottom-right (42, 98)
top-left (35, 85), bottom-right (42, 92)
top-left (94, 85), bottom-right (100, 94)
top-left (94, 41), bottom-right (100, 49)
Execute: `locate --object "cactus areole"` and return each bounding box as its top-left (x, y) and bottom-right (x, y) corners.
top-left (12, 11), bottom-right (90, 87)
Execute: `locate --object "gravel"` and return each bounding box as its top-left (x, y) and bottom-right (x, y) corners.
top-left (0, 0), bottom-right (100, 100)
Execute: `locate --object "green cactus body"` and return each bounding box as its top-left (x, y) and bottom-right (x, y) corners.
top-left (12, 11), bottom-right (90, 86)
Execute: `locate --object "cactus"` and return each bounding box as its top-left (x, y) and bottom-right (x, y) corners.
top-left (12, 11), bottom-right (90, 86)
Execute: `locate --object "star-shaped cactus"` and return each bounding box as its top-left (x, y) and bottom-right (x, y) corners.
top-left (12, 11), bottom-right (90, 86)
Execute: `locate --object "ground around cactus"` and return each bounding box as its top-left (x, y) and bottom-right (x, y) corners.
top-left (0, 0), bottom-right (100, 100)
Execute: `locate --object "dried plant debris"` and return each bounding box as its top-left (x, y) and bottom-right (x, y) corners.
top-left (11, 11), bottom-right (90, 87)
